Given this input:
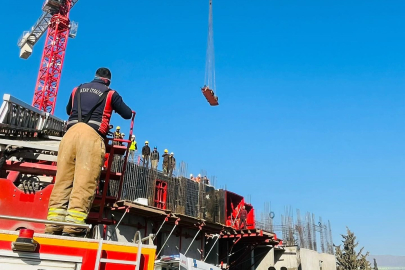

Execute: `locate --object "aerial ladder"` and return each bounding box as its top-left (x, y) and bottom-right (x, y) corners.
top-left (17, 0), bottom-right (79, 115)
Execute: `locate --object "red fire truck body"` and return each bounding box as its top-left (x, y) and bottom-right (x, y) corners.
top-left (0, 229), bottom-right (156, 270)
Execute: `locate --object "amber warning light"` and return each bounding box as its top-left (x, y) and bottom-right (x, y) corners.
top-left (12, 229), bottom-right (37, 252)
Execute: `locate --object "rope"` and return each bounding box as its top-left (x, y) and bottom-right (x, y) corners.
top-left (204, 0), bottom-right (216, 94)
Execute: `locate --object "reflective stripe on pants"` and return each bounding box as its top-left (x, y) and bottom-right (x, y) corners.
top-left (47, 208), bottom-right (67, 222)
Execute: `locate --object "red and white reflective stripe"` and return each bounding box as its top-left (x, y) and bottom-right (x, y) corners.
top-left (70, 87), bottom-right (78, 115)
top-left (99, 90), bottom-right (115, 135)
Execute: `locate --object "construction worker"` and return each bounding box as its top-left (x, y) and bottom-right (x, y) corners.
top-left (128, 135), bottom-right (137, 162)
top-left (150, 147), bottom-right (159, 170)
top-left (162, 149), bottom-right (169, 175)
top-left (168, 152), bottom-right (176, 177)
top-left (120, 133), bottom-right (125, 146)
top-left (203, 176), bottom-right (209, 185)
top-left (45, 67), bottom-right (132, 237)
top-left (190, 174), bottom-right (194, 180)
top-left (142, 141), bottom-right (150, 168)
top-left (113, 126), bottom-right (122, 145)
top-left (195, 174), bottom-right (201, 183)
top-left (239, 205), bottom-right (248, 230)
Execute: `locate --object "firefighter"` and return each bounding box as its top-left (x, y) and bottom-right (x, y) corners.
top-left (45, 67), bottom-right (132, 237)
top-left (150, 146), bottom-right (159, 170)
top-left (239, 205), bottom-right (248, 230)
top-left (128, 135), bottom-right (137, 162)
top-left (142, 141), bottom-right (150, 168)
top-left (162, 149), bottom-right (169, 175)
top-left (168, 152), bottom-right (176, 177)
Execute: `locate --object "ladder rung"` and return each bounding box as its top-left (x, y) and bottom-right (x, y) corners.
top-left (100, 258), bottom-right (138, 265)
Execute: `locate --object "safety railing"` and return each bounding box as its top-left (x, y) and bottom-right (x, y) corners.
top-left (0, 94), bottom-right (66, 136)
top-left (0, 214), bottom-right (92, 229)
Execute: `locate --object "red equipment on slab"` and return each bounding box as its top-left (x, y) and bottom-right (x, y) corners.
top-left (224, 191), bottom-right (255, 230)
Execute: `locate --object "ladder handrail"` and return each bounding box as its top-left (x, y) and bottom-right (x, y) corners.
top-left (133, 231), bottom-right (142, 270)
top-left (0, 214), bottom-right (91, 229)
top-left (94, 231), bottom-right (143, 270)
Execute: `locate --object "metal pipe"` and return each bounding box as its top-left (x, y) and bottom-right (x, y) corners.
top-left (184, 230), bottom-right (200, 256)
top-left (231, 205), bottom-right (242, 227)
top-left (0, 215), bottom-right (92, 229)
top-left (153, 214), bottom-right (170, 241)
top-left (141, 235), bottom-right (154, 243)
top-left (114, 208), bottom-right (130, 230)
top-left (203, 234), bottom-right (219, 262)
top-left (156, 223), bottom-right (178, 257)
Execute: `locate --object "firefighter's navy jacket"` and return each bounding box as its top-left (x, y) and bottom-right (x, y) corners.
top-left (66, 79), bottom-right (132, 136)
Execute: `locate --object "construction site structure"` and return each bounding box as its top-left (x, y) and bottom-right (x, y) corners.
top-left (255, 205), bottom-right (334, 256)
top-left (0, 91), bottom-right (281, 270)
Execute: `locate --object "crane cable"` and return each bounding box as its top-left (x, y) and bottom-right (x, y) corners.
top-left (204, 0), bottom-right (216, 94)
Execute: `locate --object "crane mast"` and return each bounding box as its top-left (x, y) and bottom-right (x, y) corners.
top-left (18, 0), bottom-right (79, 114)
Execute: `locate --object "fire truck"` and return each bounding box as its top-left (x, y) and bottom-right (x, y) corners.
top-left (0, 94), bottom-right (157, 270)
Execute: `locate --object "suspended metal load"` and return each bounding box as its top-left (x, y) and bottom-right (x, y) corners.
top-left (202, 0), bottom-right (219, 106)
top-left (202, 86), bottom-right (218, 106)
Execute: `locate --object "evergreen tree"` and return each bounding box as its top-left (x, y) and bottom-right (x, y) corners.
top-left (335, 228), bottom-right (371, 270)
top-left (373, 258), bottom-right (378, 270)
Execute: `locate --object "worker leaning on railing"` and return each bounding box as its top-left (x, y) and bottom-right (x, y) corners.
top-left (45, 67), bottom-right (132, 237)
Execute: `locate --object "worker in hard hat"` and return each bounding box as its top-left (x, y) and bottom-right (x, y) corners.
top-left (190, 174), bottom-right (194, 180)
top-left (162, 149), bottom-right (169, 175)
top-left (150, 146), bottom-right (159, 170)
top-left (195, 174), bottom-right (201, 183)
top-left (141, 141), bottom-right (151, 168)
top-left (128, 135), bottom-right (137, 162)
top-left (45, 67), bottom-right (132, 237)
top-left (168, 152), bottom-right (176, 177)
top-left (239, 205), bottom-right (248, 230)
top-left (113, 126), bottom-right (122, 146)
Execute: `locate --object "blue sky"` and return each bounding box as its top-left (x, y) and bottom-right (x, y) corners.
top-left (1, 0), bottom-right (404, 256)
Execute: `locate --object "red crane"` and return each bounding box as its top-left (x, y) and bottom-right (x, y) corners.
top-left (18, 0), bottom-right (79, 114)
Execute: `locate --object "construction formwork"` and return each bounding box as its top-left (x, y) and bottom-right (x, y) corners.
top-left (108, 159), bottom-right (220, 221)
